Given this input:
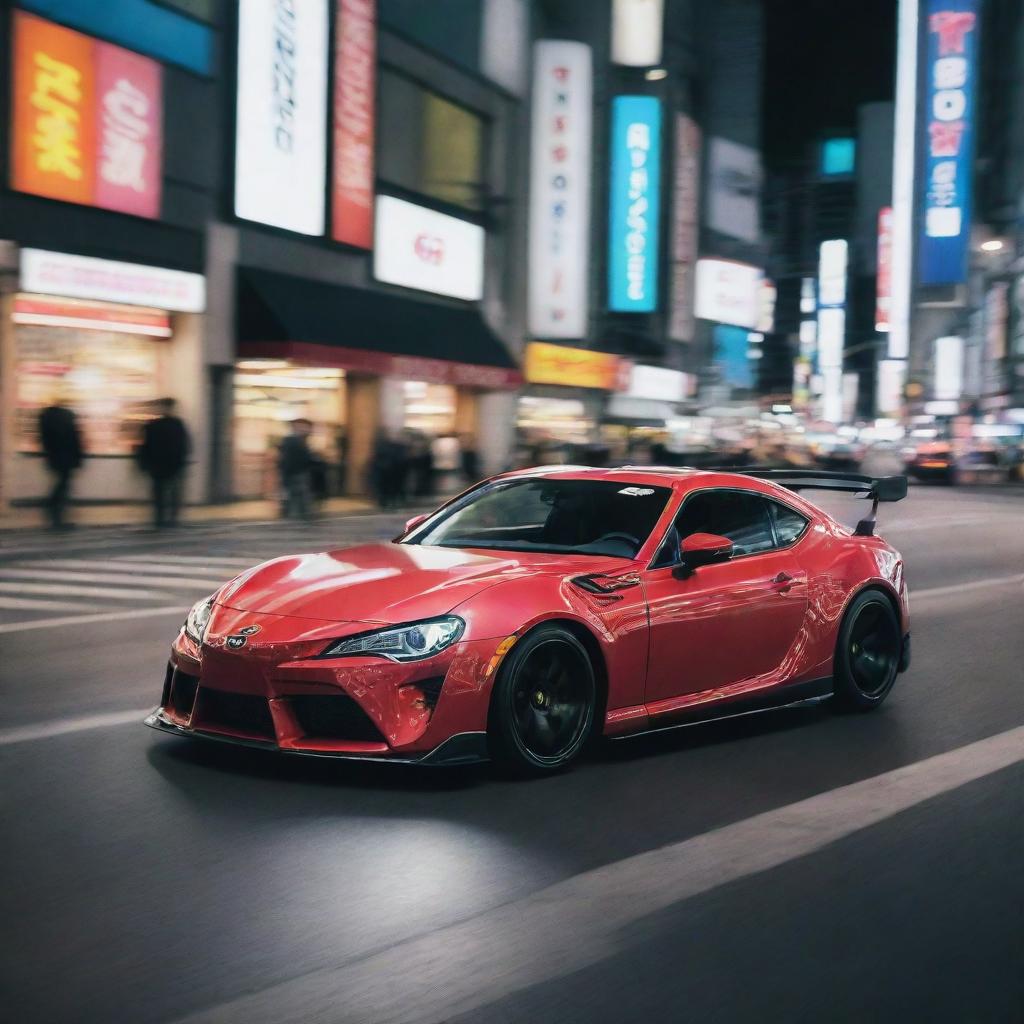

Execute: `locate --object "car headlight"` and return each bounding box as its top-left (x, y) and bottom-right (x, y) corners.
top-left (319, 616), bottom-right (464, 662)
top-left (184, 595), bottom-right (214, 644)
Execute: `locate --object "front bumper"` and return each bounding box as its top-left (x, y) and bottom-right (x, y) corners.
top-left (147, 613), bottom-right (507, 764)
top-left (143, 708), bottom-right (489, 765)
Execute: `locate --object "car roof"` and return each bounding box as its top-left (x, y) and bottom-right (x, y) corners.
top-left (495, 465), bottom-right (809, 502)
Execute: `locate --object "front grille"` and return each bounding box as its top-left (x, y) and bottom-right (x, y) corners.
top-left (169, 670), bottom-right (199, 717)
top-left (289, 695), bottom-right (385, 743)
top-left (197, 689), bottom-right (275, 738)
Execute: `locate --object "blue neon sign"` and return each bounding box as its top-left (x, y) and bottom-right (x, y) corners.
top-left (919, 0), bottom-right (978, 286)
top-left (609, 96), bottom-right (662, 312)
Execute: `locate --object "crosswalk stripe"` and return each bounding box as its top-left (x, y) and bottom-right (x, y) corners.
top-left (0, 605), bottom-right (184, 635)
top-left (0, 569), bottom-right (226, 589)
top-left (0, 581), bottom-right (172, 600)
top-left (0, 595), bottom-right (89, 612)
top-left (111, 554), bottom-right (259, 567)
top-left (14, 559), bottom-right (246, 578)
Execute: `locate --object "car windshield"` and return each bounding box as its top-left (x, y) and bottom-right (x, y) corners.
top-left (404, 477), bottom-right (672, 559)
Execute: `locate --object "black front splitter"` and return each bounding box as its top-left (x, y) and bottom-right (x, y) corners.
top-left (143, 710), bottom-right (489, 766)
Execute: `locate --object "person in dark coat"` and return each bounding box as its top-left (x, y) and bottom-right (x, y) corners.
top-left (38, 399), bottom-right (84, 529)
top-left (138, 398), bottom-right (191, 528)
top-left (460, 434), bottom-right (481, 485)
top-left (278, 418), bottom-right (314, 519)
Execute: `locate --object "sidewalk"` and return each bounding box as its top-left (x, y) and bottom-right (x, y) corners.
top-left (0, 495), bottom-right (379, 532)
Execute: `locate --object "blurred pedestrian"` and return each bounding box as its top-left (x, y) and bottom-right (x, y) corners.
top-left (460, 434), bottom-right (480, 485)
top-left (38, 396), bottom-right (83, 530)
top-left (138, 398), bottom-right (191, 528)
top-left (371, 430), bottom-right (410, 508)
top-left (278, 418), bottom-right (314, 519)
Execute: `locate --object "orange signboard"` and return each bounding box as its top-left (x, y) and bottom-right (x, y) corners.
top-left (12, 11), bottom-right (97, 205)
top-left (10, 11), bottom-right (163, 218)
top-left (524, 341), bottom-right (626, 391)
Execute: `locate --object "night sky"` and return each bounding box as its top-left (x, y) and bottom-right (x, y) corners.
top-left (762, 0), bottom-right (898, 167)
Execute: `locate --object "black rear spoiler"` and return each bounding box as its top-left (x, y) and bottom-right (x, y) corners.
top-left (711, 468), bottom-right (908, 536)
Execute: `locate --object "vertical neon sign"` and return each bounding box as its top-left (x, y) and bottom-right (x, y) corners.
top-left (608, 95), bottom-right (661, 312)
top-left (919, 0), bottom-right (978, 286)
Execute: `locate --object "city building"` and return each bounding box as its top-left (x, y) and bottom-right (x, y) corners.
top-left (890, 0), bottom-right (1024, 423)
top-left (1, 0), bottom-right (775, 514)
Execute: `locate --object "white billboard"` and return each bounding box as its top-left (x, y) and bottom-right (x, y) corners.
top-left (528, 41), bottom-right (593, 338)
top-left (625, 364), bottom-right (687, 402)
top-left (817, 239), bottom-right (848, 307)
top-left (235, 0), bottom-right (328, 235)
top-left (374, 196), bottom-right (484, 301)
top-left (611, 0), bottom-right (664, 66)
top-left (694, 258), bottom-right (761, 329)
top-left (933, 335), bottom-right (963, 401)
top-left (876, 359), bottom-right (906, 415)
top-left (20, 248), bottom-right (205, 312)
top-left (706, 137), bottom-right (761, 243)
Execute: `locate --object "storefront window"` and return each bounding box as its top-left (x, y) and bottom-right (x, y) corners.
top-left (233, 361), bottom-right (346, 498)
top-left (14, 312), bottom-right (161, 458)
top-left (402, 381), bottom-right (456, 435)
top-left (378, 68), bottom-right (486, 212)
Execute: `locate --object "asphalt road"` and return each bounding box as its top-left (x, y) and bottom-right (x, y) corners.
top-left (1, 486), bottom-right (1022, 1023)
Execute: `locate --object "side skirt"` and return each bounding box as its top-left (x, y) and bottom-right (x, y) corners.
top-left (610, 677), bottom-right (834, 743)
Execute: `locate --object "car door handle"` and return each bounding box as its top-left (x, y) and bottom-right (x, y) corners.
top-left (771, 571), bottom-right (796, 593)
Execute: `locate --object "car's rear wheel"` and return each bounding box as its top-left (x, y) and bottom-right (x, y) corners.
top-left (488, 625), bottom-right (595, 776)
top-left (832, 590), bottom-right (901, 711)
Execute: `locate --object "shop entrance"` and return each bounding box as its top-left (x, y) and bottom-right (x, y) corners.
top-left (232, 360), bottom-right (346, 499)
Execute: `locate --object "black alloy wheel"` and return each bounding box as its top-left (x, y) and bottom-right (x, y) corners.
top-left (832, 590), bottom-right (902, 711)
top-left (488, 625), bottom-right (596, 776)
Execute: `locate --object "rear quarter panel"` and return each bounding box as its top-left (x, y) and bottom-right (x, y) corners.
top-left (794, 511), bottom-right (908, 680)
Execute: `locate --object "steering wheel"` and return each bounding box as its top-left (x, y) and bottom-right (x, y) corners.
top-left (594, 532), bottom-right (641, 551)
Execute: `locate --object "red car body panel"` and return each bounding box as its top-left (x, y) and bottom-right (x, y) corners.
top-left (147, 468), bottom-right (909, 763)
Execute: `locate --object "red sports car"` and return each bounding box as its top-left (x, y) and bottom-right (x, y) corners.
top-left (145, 467), bottom-right (910, 775)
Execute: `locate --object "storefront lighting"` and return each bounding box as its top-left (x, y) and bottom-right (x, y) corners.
top-left (234, 373), bottom-right (343, 389)
top-left (236, 359), bottom-right (292, 370)
top-left (11, 311), bottom-right (172, 337)
top-left (644, 68), bottom-right (667, 81)
top-left (980, 239), bottom-right (1003, 252)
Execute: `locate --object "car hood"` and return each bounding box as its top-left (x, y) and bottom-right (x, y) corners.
top-left (216, 542), bottom-right (622, 624)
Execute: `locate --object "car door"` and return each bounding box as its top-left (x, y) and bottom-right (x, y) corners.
top-left (641, 488), bottom-right (809, 710)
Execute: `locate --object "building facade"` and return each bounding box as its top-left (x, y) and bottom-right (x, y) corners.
top-left (0, 0), bottom-right (773, 513)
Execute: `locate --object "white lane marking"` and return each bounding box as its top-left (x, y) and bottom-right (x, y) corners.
top-left (0, 604), bottom-right (183, 635)
top-left (171, 725), bottom-right (1024, 1024)
top-left (16, 559), bottom-right (244, 578)
top-left (0, 580), bottom-right (171, 600)
top-left (0, 568), bottom-right (226, 589)
top-left (911, 574), bottom-right (1024, 601)
top-left (0, 709), bottom-right (152, 746)
top-left (0, 595), bottom-right (88, 612)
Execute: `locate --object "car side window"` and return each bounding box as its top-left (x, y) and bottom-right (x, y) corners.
top-left (769, 501), bottom-right (809, 547)
top-left (672, 490), bottom-right (776, 557)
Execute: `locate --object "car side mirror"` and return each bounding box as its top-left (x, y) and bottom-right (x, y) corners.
top-left (404, 513), bottom-right (429, 534)
top-left (677, 532), bottom-right (734, 577)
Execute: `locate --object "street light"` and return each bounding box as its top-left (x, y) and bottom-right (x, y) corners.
top-left (980, 239), bottom-right (1004, 252)
top-left (644, 68), bottom-right (667, 81)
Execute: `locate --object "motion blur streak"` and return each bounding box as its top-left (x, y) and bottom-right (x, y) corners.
top-left (173, 726), bottom-right (1024, 1024)
top-left (0, 710), bottom-right (152, 746)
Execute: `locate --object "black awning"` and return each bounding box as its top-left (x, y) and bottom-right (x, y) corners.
top-left (237, 268), bottom-right (517, 370)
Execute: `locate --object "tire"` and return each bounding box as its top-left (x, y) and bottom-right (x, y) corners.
top-left (487, 625), bottom-right (596, 776)
top-left (832, 590), bottom-right (902, 712)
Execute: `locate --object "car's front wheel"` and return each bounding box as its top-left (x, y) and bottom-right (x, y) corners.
top-left (832, 590), bottom-right (902, 711)
top-left (487, 625), bottom-right (596, 776)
